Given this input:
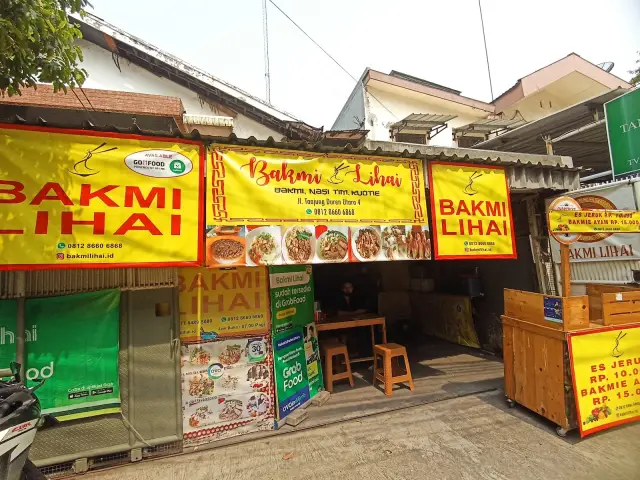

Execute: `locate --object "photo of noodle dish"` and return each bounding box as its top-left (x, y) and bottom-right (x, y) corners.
top-left (351, 226), bottom-right (382, 261)
top-left (210, 237), bottom-right (245, 264)
top-left (316, 227), bottom-right (349, 262)
top-left (381, 226), bottom-right (408, 260)
top-left (283, 226), bottom-right (315, 264)
top-left (246, 227), bottom-right (281, 266)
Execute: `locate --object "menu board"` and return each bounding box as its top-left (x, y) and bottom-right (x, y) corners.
top-left (181, 337), bottom-right (275, 445)
top-left (568, 325), bottom-right (640, 437)
top-left (206, 225), bottom-right (431, 267)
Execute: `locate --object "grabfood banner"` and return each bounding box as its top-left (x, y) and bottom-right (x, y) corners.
top-left (0, 290), bottom-right (120, 421)
top-left (210, 146), bottom-right (428, 225)
top-left (273, 329), bottom-right (309, 421)
top-left (269, 265), bottom-right (314, 334)
top-left (0, 124), bottom-right (204, 269)
top-left (428, 162), bottom-right (516, 260)
top-left (550, 182), bottom-right (640, 263)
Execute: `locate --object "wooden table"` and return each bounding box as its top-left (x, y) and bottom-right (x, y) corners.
top-left (316, 316), bottom-right (387, 363)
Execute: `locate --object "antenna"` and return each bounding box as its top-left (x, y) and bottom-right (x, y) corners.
top-left (478, 0), bottom-right (494, 101)
top-left (262, 0), bottom-right (271, 103)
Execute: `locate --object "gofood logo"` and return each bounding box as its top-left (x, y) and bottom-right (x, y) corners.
top-left (125, 150), bottom-right (193, 178)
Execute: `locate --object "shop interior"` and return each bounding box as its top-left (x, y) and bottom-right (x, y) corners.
top-left (300, 195), bottom-right (539, 428)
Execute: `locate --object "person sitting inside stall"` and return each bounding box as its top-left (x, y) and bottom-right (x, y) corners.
top-left (336, 281), bottom-right (367, 316)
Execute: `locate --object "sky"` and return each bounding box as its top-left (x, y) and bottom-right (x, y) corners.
top-left (89, 0), bottom-right (640, 128)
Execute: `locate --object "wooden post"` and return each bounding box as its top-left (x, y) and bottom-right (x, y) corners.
top-left (526, 197), bottom-right (547, 294)
top-left (560, 243), bottom-right (571, 298)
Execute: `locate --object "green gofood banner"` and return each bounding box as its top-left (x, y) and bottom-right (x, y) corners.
top-left (0, 290), bottom-right (121, 421)
top-left (268, 265), bottom-right (314, 334)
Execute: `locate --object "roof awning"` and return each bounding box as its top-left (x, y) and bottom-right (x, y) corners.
top-left (390, 113), bottom-right (457, 140)
top-left (471, 89), bottom-right (629, 175)
top-left (453, 118), bottom-right (526, 137)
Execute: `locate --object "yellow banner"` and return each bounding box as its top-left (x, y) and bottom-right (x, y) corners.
top-left (0, 125), bottom-right (204, 269)
top-left (210, 146), bottom-right (427, 224)
top-left (428, 162), bottom-right (516, 259)
top-left (549, 209), bottom-right (640, 234)
top-left (178, 266), bottom-right (269, 342)
top-left (569, 325), bottom-right (640, 437)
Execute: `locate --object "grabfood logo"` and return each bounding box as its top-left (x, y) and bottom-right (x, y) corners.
top-left (125, 150), bottom-right (193, 178)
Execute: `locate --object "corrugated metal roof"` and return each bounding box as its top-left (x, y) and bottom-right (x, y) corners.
top-left (0, 114), bottom-right (581, 190)
top-left (183, 114), bottom-right (234, 127)
top-left (453, 118), bottom-right (526, 133)
top-left (391, 113), bottom-right (457, 129)
top-left (72, 13), bottom-right (323, 141)
top-left (473, 89), bottom-right (627, 174)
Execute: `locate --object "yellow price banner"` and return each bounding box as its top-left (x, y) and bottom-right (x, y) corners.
top-left (0, 125), bottom-right (204, 269)
top-left (549, 209), bottom-right (640, 234)
top-left (568, 325), bottom-right (640, 437)
top-left (178, 266), bottom-right (270, 342)
top-left (210, 146), bottom-right (427, 224)
top-left (428, 162), bottom-right (516, 259)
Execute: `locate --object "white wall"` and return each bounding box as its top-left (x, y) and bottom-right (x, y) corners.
top-left (332, 83), bottom-right (366, 131)
top-left (77, 39), bottom-right (283, 139)
top-left (364, 86), bottom-right (488, 147)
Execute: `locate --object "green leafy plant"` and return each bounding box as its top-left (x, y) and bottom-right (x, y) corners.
top-left (630, 51), bottom-right (640, 86)
top-left (0, 0), bottom-right (89, 96)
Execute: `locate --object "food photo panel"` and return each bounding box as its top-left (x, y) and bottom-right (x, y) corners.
top-left (281, 225), bottom-right (316, 264)
top-left (349, 226), bottom-right (383, 262)
top-left (245, 226), bottom-right (283, 266)
top-left (314, 226), bottom-right (349, 263)
top-left (206, 225), bottom-right (246, 267)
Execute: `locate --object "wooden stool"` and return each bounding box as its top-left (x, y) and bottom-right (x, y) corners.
top-left (373, 343), bottom-right (414, 396)
top-left (322, 341), bottom-right (354, 393)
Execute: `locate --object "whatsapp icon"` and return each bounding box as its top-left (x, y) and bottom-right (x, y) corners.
top-left (57, 242), bottom-right (66, 249)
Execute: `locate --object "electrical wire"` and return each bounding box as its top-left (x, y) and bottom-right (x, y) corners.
top-left (120, 412), bottom-right (152, 447)
top-left (70, 88), bottom-right (97, 124)
top-left (478, 0), bottom-right (494, 101)
top-left (79, 87), bottom-right (97, 111)
top-left (267, 0), bottom-right (398, 121)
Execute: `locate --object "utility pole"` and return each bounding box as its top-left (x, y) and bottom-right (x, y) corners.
top-left (478, 0), bottom-right (494, 101)
top-left (262, 0), bottom-right (271, 103)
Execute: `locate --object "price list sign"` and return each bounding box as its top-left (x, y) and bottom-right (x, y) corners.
top-left (569, 325), bottom-right (640, 437)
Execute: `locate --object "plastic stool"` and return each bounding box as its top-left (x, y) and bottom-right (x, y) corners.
top-left (322, 341), bottom-right (354, 393)
top-left (373, 343), bottom-right (414, 396)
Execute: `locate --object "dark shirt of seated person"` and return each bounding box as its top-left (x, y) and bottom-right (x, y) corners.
top-left (336, 281), bottom-right (367, 316)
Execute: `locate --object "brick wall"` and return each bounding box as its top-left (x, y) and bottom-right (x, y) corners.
top-left (2, 84), bottom-right (186, 131)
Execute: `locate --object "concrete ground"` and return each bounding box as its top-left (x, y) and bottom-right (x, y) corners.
top-left (86, 390), bottom-right (640, 480)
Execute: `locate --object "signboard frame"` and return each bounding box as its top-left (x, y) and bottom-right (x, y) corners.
top-left (209, 145), bottom-right (428, 225)
top-left (605, 88), bottom-right (640, 179)
top-left (0, 123), bottom-right (205, 270)
top-left (568, 324), bottom-right (640, 437)
top-left (427, 161), bottom-right (517, 260)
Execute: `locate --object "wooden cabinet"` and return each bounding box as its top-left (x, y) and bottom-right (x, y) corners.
top-left (501, 287), bottom-right (640, 436)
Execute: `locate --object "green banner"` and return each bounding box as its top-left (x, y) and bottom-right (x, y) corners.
top-left (273, 328), bottom-right (310, 420)
top-left (303, 323), bottom-right (323, 398)
top-left (0, 290), bottom-right (121, 421)
top-left (268, 265), bottom-right (315, 334)
top-left (606, 88), bottom-right (640, 178)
